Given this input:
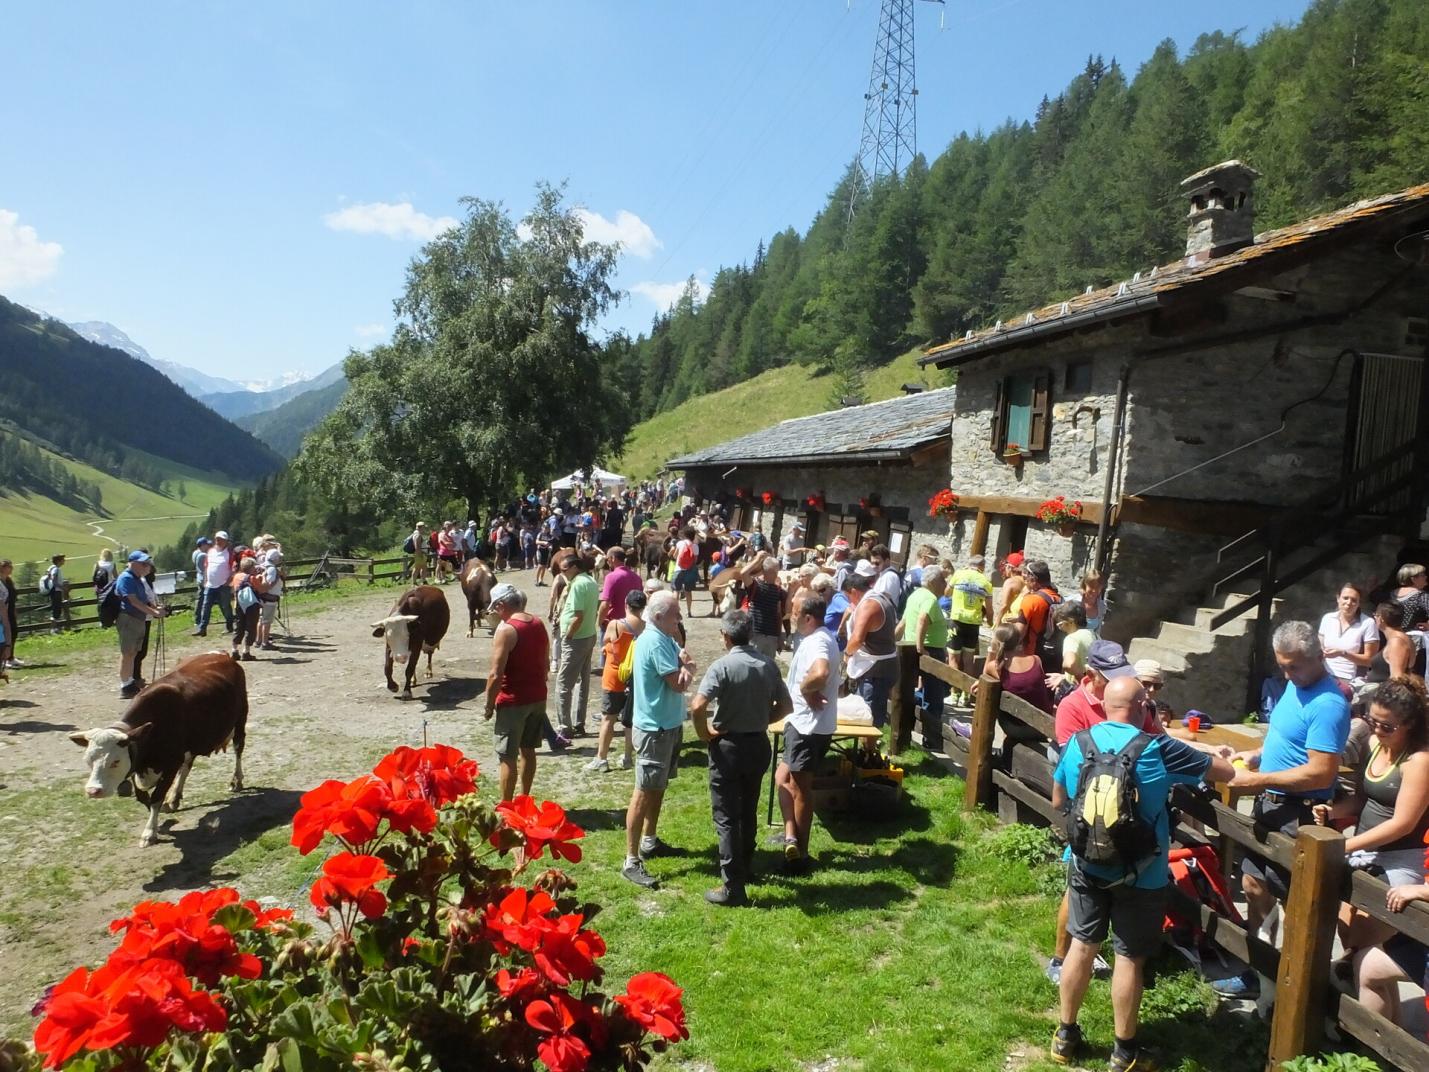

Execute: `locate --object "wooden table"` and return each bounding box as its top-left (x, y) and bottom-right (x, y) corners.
top-left (766, 718), bottom-right (884, 824)
top-left (1164, 720), bottom-right (1266, 805)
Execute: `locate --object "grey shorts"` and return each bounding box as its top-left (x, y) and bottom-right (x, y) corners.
top-left (493, 702), bottom-right (545, 758)
top-left (116, 613), bottom-right (147, 654)
top-left (1066, 860), bottom-right (1166, 959)
top-left (783, 725), bottom-right (832, 773)
top-left (673, 566), bottom-right (700, 593)
top-left (633, 724), bottom-right (682, 790)
top-left (259, 599), bottom-right (279, 624)
top-left (752, 633), bottom-right (779, 659)
top-left (1349, 847), bottom-right (1428, 888)
top-left (601, 688), bottom-right (630, 726)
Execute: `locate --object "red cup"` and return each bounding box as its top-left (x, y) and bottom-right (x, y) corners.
top-left (1185, 715), bottom-right (1202, 734)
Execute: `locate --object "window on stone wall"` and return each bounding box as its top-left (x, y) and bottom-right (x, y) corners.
top-left (827, 513), bottom-right (860, 546)
top-left (991, 371), bottom-right (1052, 455)
top-left (1065, 359), bottom-right (1093, 393)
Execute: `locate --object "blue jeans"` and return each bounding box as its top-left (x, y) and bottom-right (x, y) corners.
top-left (919, 646), bottom-right (948, 747)
top-left (856, 673), bottom-right (895, 729)
top-left (197, 584), bottom-right (233, 631)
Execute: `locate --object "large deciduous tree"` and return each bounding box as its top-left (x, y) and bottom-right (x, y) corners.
top-left (297, 184), bottom-right (632, 520)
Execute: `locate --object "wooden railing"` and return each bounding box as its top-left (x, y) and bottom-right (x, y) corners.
top-left (11, 553), bottom-right (410, 636)
top-left (899, 653), bottom-right (1429, 1072)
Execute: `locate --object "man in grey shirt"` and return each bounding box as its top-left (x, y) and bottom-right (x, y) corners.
top-left (691, 608), bottom-right (792, 907)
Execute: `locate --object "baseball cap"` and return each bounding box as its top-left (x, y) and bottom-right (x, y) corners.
top-left (830, 536), bottom-right (850, 551)
top-left (195, 536), bottom-right (212, 546)
top-left (266, 550), bottom-right (284, 566)
top-left (487, 582), bottom-right (520, 610)
top-left (792, 521), bottom-right (805, 531)
top-left (127, 550), bottom-right (151, 563)
top-left (215, 530), bottom-right (230, 540)
top-left (1088, 640), bottom-right (1137, 679)
top-left (1133, 659), bottom-right (1165, 684)
top-left (853, 559), bottom-right (878, 578)
top-left (1004, 551), bottom-right (1025, 568)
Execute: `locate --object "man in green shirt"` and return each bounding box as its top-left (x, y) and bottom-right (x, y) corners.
top-left (948, 555), bottom-right (994, 677)
top-left (896, 564), bottom-right (950, 751)
top-left (556, 553), bottom-right (600, 737)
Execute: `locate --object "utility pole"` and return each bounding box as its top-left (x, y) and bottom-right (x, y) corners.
top-left (847, 0), bottom-right (943, 222)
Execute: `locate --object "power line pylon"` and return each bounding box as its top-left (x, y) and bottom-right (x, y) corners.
top-left (847, 0), bottom-right (943, 221)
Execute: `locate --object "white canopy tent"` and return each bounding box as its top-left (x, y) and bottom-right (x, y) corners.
top-left (550, 466), bottom-right (627, 491)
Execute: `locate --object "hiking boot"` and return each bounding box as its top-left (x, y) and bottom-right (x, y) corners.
top-left (783, 837), bottom-right (801, 862)
top-left (621, 860), bottom-right (658, 888)
top-left (704, 885), bottom-right (748, 907)
top-left (585, 756), bottom-right (610, 773)
top-left (1092, 953), bottom-right (1111, 977)
top-left (1211, 971), bottom-right (1259, 998)
top-left (551, 734), bottom-right (571, 752)
top-left (230, 650), bottom-right (241, 662)
top-left (1044, 957), bottom-right (1063, 985)
top-left (119, 683), bottom-right (141, 699)
top-left (1049, 1024), bottom-right (1082, 1065)
top-left (639, 836), bottom-right (670, 857)
top-left (1109, 1045), bottom-right (1159, 1071)
top-left (241, 653), bottom-right (257, 662)
top-left (192, 628), bottom-right (207, 637)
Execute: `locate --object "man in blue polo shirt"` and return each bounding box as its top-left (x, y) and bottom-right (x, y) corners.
top-left (115, 551), bottom-right (165, 699)
top-left (1051, 675), bottom-right (1234, 1069)
top-left (1214, 619), bottom-right (1350, 997)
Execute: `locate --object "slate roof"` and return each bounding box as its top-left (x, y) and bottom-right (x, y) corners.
top-left (668, 387), bottom-right (955, 469)
top-left (922, 181), bottom-right (1429, 368)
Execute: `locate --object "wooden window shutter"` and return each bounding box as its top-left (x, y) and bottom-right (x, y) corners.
top-left (990, 377), bottom-right (1007, 451)
top-left (1029, 371), bottom-right (1052, 451)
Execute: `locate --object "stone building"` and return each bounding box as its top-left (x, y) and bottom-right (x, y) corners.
top-left (667, 387), bottom-right (956, 565)
top-left (922, 162), bottom-right (1429, 712)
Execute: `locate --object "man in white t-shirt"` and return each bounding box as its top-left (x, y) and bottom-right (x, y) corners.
top-left (780, 522), bottom-right (808, 571)
top-left (777, 593), bottom-right (842, 873)
top-left (869, 544), bottom-right (902, 604)
top-left (194, 530), bottom-right (236, 637)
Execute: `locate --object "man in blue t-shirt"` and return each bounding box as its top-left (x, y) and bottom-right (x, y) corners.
top-left (1051, 675), bottom-right (1233, 1068)
top-left (1213, 620), bottom-right (1350, 998)
top-left (622, 589), bottom-right (695, 889)
top-left (114, 551), bottom-right (165, 699)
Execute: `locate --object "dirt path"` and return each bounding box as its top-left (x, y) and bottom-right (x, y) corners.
top-left (0, 576), bottom-right (732, 1034)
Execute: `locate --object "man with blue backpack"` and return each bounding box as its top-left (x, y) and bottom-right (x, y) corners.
top-left (1049, 674), bottom-right (1234, 1070)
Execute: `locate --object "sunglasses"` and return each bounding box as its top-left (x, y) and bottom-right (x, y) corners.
top-left (1366, 717), bottom-right (1404, 734)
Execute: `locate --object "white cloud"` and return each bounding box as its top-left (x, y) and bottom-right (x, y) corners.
top-left (0, 209), bottom-right (63, 288)
top-left (576, 208), bottom-right (660, 258)
top-left (354, 323), bottom-right (387, 339)
top-left (631, 278), bottom-right (707, 310)
top-left (322, 200), bottom-right (458, 241)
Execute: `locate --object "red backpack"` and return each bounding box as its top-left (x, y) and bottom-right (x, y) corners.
top-left (676, 540), bottom-right (697, 569)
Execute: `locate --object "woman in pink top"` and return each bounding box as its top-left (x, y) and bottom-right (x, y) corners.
top-left (981, 623), bottom-right (1053, 747)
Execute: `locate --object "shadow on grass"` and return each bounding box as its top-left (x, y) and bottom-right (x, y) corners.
top-left (565, 807), bottom-right (627, 833)
top-left (3, 716), bottom-right (74, 736)
top-left (422, 677), bottom-right (487, 709)
top-left (263, 656), bottom-right (313, 666)
top-left (144, 787), bottom-right (304, 893)
top-left (819, 796), bottom-right (934, 843)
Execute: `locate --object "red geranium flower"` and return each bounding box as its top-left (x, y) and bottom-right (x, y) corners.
top-left (531, 913), bottom-right (607, 987)
top-left (615, 972), bottom-right (689, 1042)
top-left (494, 796), bottom-right (586, 862)
top-left (526, 992), bottom-right (594, 1072)
top-left (309, 852), bottom-right (390, 919)
top-left (108, 888), bottom-right (268, 985)
top-left (496, 966), bottom-right (545, 1002)
top-left (373, 743), bottom-right (478, 808)
top-left (290, 776), bottom-right (393, 854)
top-left (33, 968), bottom-right (107, 1068)
top-left (483, 887), bottom-right (558, 953)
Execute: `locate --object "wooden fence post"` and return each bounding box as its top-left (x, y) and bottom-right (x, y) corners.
top-left (964, 674), bottom-right (1001, 811)
top-left (889, 646), bottom-right (919, 756)
top-left (367, 559), bottom-right (375, 585)
top-left (1266, 825), bottom-right (1345, 1071)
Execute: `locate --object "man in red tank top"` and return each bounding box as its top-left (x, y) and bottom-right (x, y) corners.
top-left (483, 583), bottom-right (551, 800)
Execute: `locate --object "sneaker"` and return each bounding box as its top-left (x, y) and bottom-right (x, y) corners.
top-left (552, 733), bottom-right (572, 751)
top-left (119, 683), bottom-right (141, 699)
top-left (639, 836), bottom-right (669, 857)
top-left (952, 719), bottom-right (973, 740)
top-left (1210, 971), bottom-right (1259, 998)
top-left (617, 753), bottom-right (631, 770)
top-left (1044, 957), bottom-right (1063, 985)
top-left (260, 643), bottom-right (278, 651)
top-left (191, 628), bottom-right (207, 637)
top-left (783, 837), bottom-right (801, 862)
top-left (229, 650), bottom-right (240, 662)
top-left (1092, 953), bottom-right (1111, 977)
top-left (241, 653), bottom-right (257, 662)
top-left (585, 757), bottom-right (610, 773)
top-left (704, 885), bottom-right (748, 907)
top-left (1049, 1024), bottom-right (1083, 1065)
top-left (621, 860), bottom-right (658, 888)
top-left (572, 725), bottom-right (587, 738)
top-left (6, 659), bottom-right (27, 669)
top-left (1109, 1046), bottom-right (1159, 1071)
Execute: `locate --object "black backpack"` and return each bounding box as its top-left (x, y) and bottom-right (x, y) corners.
top-left (97, 579), bottom-right (123, 628)
top-left (402, 535), bottom-right (416, 555)
top-left (1030, 589), bottom-right (1063, 672)
top-left (1067, 729), bottom-right (1160, 880)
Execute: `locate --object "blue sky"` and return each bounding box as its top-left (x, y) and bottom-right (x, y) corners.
top-left (0, 0), bottom-right (1314, 384)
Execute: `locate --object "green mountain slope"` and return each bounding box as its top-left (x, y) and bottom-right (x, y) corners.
top-left (614, 347), bottom-right (948, 481)
top-left (235, 377), bottom-right (348, 458)
top-left (0, 427), bottom-right (233, 569)
top-left (0, 296), bottom-right (284, 482)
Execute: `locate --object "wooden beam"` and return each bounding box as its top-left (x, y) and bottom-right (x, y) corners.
top-left (965, 674), bottom-right (1001, 811)
top-left (1334, 993), bottom-right (1429, 1072)
top-left (971, 508), bottom-right (990, 557)
top-left (991, 768), bottom-right (1064, 825)
top-left (954, 493), bottom-right (1106, 527)
top-left (919, 654), bottom-right (977, 695)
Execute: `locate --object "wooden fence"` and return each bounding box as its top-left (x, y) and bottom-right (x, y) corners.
top-left (11, 553), bottom-right (410, 636)
top-left (889, 652), bottom-right (1429, 1072)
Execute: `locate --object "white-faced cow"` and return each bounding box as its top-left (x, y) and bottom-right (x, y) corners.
top-left (69, 652), bottom-right (247, 846)
top-left (459, 558), bottom-right (495, 638)
top-left (373, 584), bottom-right (451, 697)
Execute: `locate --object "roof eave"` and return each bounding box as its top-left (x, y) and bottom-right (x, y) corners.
top-left (920, 292), bottom-right (1165, 368)
top-left (670, 444), bottom-right (942, 470)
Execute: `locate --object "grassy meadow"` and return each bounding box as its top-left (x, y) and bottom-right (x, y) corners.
top-left (613, 348), bottom-right (953, 481)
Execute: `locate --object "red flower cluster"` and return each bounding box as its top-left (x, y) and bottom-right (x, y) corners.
top-left (483, 888), bottom-right (606, 987)
top-left (927, 488), bottom-right (960, 519)
top-left (615, 972), bottom-right (689, 1043)
top-left (494, 795), bottom-right (585, 862)
top-left (35, 887), bottom-right (289, 1068)
top-left (525, 990), bottom-right (608, 1072)
top-left (805, 492), bottom-right (825, 511)
top-left (309, 852), bottom-right (391, 919)
top-left (760, 491), bottom-right (776, 506)
top-left (1034, 495), bottom-right (1084, 525)
top-left (291, 744), bottom-right (479, 855)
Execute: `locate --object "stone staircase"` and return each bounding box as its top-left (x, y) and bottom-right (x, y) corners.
top-left (1125, 534), bottom-right (1404, 720)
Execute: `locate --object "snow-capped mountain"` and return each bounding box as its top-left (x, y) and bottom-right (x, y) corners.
top-left (64, 319), bottom-right (256, 397)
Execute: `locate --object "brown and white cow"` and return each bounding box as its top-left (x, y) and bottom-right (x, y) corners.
top-left (70, 652), bottom-right (247, 846)
top-left (459, 558), bottom-right (495, 637)
top-left (373, 584), bottom-right (451, 697)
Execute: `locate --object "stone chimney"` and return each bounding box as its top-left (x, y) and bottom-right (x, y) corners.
top-left (1181, 160), bottom-right (1260, 263)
